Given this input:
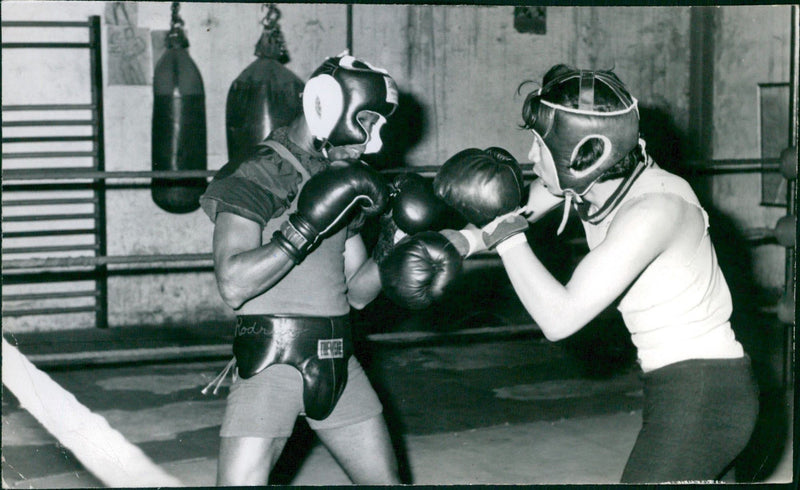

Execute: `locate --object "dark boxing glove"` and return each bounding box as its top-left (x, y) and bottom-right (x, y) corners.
top-left (379, 231), bottom-right (464, 310)
top-left (274, 162), bottom-right (389, 263)
top-left (390, 173), bottom-right (449, 234)
top-left (433, 147), bottom-right (524, 226)
top-left (372, 172), bottom-right (457, 265)
top-left (433, 147), bottom-right (528, 250)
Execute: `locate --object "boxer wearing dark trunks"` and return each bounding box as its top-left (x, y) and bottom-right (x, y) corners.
top-left (200, 53), bottom-right (401, 486)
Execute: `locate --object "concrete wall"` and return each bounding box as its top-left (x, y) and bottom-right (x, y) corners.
top-left (711, 6), bottom-right (792, 290)
top-left (1, 3), bottom-right (793, 333)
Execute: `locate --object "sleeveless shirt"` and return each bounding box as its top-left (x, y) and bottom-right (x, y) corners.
top-left (200, 127), bottom-right (351, 317)
top-left (580, 165), bottom-right (744, 372)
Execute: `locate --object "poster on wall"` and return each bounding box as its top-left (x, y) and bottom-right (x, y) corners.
top-left (105, 1), bottom-right (138, 26)
top-left (105, 2), bottom-right (152, 86)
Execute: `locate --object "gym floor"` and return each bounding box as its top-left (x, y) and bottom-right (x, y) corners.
top-left (1, 314), bottom-right (794, 488)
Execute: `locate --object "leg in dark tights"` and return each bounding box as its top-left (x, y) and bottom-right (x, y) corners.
top-left (621, 357), bottom-right (759, 483)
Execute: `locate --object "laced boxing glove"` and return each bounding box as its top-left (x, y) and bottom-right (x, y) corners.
top-left (433, 147), bottom-right (529, 250)
top-left (372, 173), bottom-right (457, 265)
top-left (273, 162), bottom-right (389, 264)
top-left (390, 173), bottom-right (450, 233)
top-left (379, 231), bottom-right (465, 310)
top-left (377, 172), bottom-right (489, 309)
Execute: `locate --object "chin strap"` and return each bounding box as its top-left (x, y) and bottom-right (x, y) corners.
top-left (323, 141), bottom-right (369, 162)
top-left (556, 192), bottom-right (576, 235)
top-left (556, 150), bottom-right (654, 235)
top-left (575, 154), bottom-right (652, 224)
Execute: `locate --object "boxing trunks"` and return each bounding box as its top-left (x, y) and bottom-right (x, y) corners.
top-left (233, 314), bottom-right (353, 420)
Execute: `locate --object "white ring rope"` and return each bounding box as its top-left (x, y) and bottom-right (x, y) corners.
top-left (2, 338), bottom-right (184, 487)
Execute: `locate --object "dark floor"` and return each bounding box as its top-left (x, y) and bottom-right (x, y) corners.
top-left (2, 311), bottom-right (795, 487)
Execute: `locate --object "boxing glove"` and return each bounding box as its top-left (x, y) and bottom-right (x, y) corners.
top-left (274, 163), bottom-right (389, 263)
top-left (390, 173), bottom-right (450, 234)
top-left (481, 176), bottom-right (566, 254)
top-left (379, 231), bottom-right (464, 310)
top-left (373, 173), bottom-right (454, 265)
top-left (481, 213), bottom-right (529, 251)
top-left (434, 146), bottom-right (528, 250)
top-left (433, 147), bottom-right (525, 227)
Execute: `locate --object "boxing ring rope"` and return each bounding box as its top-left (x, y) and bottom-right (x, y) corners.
top-left (2, 337), bottom-right (184, 487)
top-left (0, 158), bottom-right (789, 182)
top-left (3, 156), bottom-right (795, 274)
top-left (780, 4), bottom-right (798, 387)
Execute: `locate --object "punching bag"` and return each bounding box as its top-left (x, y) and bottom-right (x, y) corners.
top-left (151, 2), bottom-right (207, 214)
top-left (225, 4), bottom-right (304, 163)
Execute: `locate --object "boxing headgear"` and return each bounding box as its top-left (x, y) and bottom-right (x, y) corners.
top-left (531, 69), bottom-right (639, 196)
top-left (302, 53), bottom-right (398, 155)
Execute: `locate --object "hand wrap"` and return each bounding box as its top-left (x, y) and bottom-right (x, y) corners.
top-left (481, 211), bottom-right (529, 251)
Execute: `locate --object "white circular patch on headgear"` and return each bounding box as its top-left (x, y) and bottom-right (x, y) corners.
top-left (302, 74), bottom-right (344, 141)
top-left (566, 133), bottom-right (614, 193)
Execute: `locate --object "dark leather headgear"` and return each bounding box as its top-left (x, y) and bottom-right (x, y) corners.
top-left (303, 54), bottom-right (398, 149)
top-left (531, 69), bottom-right (639, 195)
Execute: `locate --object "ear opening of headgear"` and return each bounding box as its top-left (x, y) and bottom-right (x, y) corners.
top-left (567, 134), bottom-right (614, 191)
top-left (302, 54), bottom-right (399, 152)
top-left (532, 69), bottom-right (639, 196)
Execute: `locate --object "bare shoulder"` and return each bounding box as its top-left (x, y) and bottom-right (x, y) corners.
top-left (607, 193), bottom-right (702, 253)
top-left (616, 192), bottom-right (697, 225)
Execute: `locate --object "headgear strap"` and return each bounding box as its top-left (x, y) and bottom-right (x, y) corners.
top-left (574, 150), bottom-right (653, 224)
top-left (578, 71), bottom-right (595, 110)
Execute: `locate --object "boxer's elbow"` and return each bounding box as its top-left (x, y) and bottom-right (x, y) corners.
top-left (217, 281), bottom-right (247, 310)
top-left (536, 315), bottom-right (584, 342)
top-left (540, 325), bottom-right (570, 342)
top-left (348, 296), bottom-right (368, 311)
top-left (347, 287), bottom-right (380, 310)
top-left (215, 268), bottom-right (249, 310)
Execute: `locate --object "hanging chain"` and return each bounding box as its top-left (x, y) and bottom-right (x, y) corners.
top-left (261, 3), bottom-right (281, 30)
top-left (255, 3), bottom-right (288, 62)
top-left (171, 2), bottom-right (185, 29)
top-left (167, 2), bottom-right (189, 48)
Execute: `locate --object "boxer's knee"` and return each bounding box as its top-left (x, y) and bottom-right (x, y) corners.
top-left (217, 436), bottom-right (288, 485)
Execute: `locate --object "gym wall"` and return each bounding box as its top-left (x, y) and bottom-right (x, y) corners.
top-left (1, 3), bottom-right (792, 333)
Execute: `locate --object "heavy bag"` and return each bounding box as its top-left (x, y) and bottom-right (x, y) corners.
top-left (151, 25), bottom-right (207, 214)
top-left (225, 15), bottom-right (304, 163)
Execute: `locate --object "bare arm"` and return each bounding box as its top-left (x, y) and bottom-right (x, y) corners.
top-left (499, 194), bottom-right (686, 341)
top-left (212, 212), bottom-right (294, 310)
top-left (343, 234), bottom-right (382, 310)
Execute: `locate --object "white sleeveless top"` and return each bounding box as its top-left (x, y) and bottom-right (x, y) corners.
top-left (580, 165), bottom-right (744, 372)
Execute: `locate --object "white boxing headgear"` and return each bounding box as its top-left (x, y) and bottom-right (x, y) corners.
top-left (531, 69), bottom-right (639, 196)
top-left (302, 53), bottom-right (398, 153)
